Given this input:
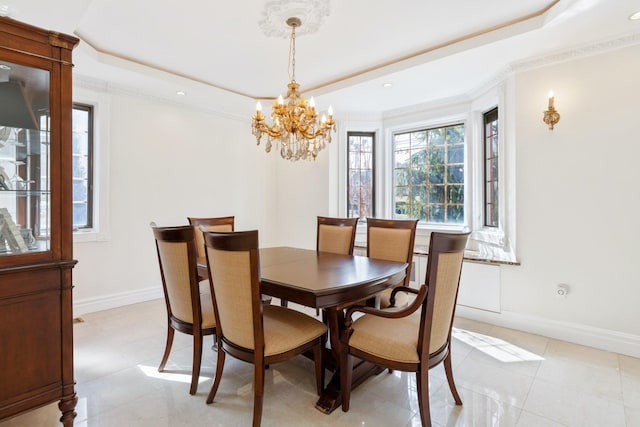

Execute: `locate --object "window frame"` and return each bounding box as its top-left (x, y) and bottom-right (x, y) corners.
top-left (346, 131), bottom-right (376, 219)
top-left (72, 103), bottom-right (94, 231)
top-left (390, 122), bottom-right (466, 225)
top-left (483, 107), bottom-right (499, 228)
top-left (72, 89), bottom-right (110, 243)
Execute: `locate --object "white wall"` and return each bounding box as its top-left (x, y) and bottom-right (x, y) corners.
top-left (72, 88), bottom-right (275, 312)
top-left (498, 43), bottom-right (640, 337)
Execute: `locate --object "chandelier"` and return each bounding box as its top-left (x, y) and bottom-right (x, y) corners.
top-left (252, 17), bottom-right (335, 161)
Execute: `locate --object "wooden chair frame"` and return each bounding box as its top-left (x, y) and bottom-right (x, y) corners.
top-left (340, 231), bottom-right (470, 427)
top-left (152, 225), bottom-right (216, 395)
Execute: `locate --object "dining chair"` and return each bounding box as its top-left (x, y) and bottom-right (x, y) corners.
top-left (187, 216), bottom-right (234, 279)
top-left (366, 217), bottom-right (418, 308)
top-left (203, 230), bottom-right (327, 427)
top-left (339, 231), bottom-right (470, 427)
top-left (316, 216), bottom-right (359, 255)
top-left (151, 224), bottom-right (217, 395)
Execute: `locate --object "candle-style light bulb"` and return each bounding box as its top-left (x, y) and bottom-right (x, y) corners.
top-left (548, 90), bottom-right (555, 109)
top-left (327, 105), bottom-right (334, 117)
top-left (309, 97), bottom-right (315, 108)
top-left (256, 101), bottom-right (262, 112)
top-left (277, 95), bottom-right (284, 105)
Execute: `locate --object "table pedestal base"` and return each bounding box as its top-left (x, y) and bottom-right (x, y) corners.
top-left (315, 359), bottom-right (385, 414)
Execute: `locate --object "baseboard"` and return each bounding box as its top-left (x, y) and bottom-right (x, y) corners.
top-left (73, 286), bottom-right (163, 316)
top-left (456, 305), bottom-right (640, 359)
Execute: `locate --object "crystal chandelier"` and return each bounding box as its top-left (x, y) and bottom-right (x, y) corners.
top-left (252, 17), bottom-right (335, 161)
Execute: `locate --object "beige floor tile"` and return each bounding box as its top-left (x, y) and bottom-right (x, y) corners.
top-left (4, 299), bottom-right (640, 426)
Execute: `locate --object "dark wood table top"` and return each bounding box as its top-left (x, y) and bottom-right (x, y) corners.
top-left (258, 247), bottom-right (407, 309)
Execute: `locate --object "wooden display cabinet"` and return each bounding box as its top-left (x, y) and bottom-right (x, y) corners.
top-left (0, 17), bottom-right (79, 426)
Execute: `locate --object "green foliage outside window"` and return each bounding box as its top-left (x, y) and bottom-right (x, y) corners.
top-left (393, 124), bottom-right (464, 224)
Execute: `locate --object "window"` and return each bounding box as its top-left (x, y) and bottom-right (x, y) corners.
top-left (483, 107), bottom-right (499, 227)
top-left (392, 124), bottom-right (465, 224)
top-left (72, 104), bottom-right (93, 230)
top-left (347, 132), bottom-right (375, 218)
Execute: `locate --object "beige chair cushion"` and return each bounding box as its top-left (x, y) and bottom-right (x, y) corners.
top-left (208, 248), bottom-right (255, 349)
top-left (262, 305), bottom-right (327, 356)
top-left (157, 240), bottom-right (194, 324)
top-left (194, 224), bottom-right (233, 260)
top-left (198, 280), bottom-right (216, 329)
top-left (349, 311), bottom-right (420, 364)
top-left (368, 226), bottom-right (413, 309)
top-left (157, 240), bottom-right (215, 328)
top-left (368, 227), bottom-right (412, 262)
top-left (318, 224), bottom-right (353, 255)
top-left (429, 251), bottom-right (464, 351)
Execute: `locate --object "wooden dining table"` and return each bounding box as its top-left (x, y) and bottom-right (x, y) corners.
top-left (198, 246), bottom-right (407, 414)
top-left (260, 246), bottom-right (407, 414)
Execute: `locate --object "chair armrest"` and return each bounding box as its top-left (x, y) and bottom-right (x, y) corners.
top-left (389, 285), bottom-right (424, 307)
top-left (344, 285), bottom-right (428, 330)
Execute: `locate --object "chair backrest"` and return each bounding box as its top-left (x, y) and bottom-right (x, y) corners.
top-left (152, 225), bottom-right (202, 326)
top-left (204, 230), bottom-right (262, 351)
top-left (419, 231), bottom-right (470, 356)
top-left (187, 216), bottom-right (235, 262)
top-left (316, 216), bottom-right (359, 255)
top-left (366, 218), bottom-right (418, 286)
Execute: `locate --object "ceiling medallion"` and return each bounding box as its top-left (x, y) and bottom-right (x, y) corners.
top-left (259, 0), bottom-right (330, 38)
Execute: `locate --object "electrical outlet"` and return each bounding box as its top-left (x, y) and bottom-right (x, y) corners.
top-left (556, 283), bottom-right (569, 298)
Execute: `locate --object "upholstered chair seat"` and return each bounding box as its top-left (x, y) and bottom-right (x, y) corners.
top-left (348, 311), bottom-right (420, 363)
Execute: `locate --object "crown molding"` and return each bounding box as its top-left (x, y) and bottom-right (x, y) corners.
top-left (512, 30), bottom-right (640, 73)
top-left (467, 30), bottom-right (640, 103)
top-left (73, 74), bottom-right (248, 123)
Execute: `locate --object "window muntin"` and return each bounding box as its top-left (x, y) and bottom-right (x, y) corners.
top-left (72, 104), bottom-right (93, 230)
top-left (393, 124), bottom-right (465, 224)
top-left (347, 132), bottom-right (375, 219)
top-left (483, 108), bottom-right (499, 227)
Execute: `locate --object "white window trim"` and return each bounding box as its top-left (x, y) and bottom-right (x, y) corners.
top-left (72, 92), bottom-right (110, 243)
top-left (338, 85), bottom-right (517, 264)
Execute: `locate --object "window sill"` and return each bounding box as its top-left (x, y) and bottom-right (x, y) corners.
top-left (354, 243), bottom-right (519, 266)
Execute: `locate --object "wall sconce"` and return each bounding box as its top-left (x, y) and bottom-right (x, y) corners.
top-left (543, 90), bottom-right (560, 130)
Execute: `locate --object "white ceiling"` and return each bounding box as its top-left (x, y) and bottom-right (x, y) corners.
top-left (2, 0), bottom-right (640, 114)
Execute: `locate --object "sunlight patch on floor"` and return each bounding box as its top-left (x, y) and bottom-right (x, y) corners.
top-left (137, 364), bottom-right (209, 384)
top-left (452, 328), bottom-right (545, 362)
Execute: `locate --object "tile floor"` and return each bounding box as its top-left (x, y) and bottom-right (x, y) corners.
top-left (2, 299), bottom-right (639, 426)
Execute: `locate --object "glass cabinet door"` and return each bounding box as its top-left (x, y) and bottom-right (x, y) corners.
top-left (0, 60), bottom-right (50, 255)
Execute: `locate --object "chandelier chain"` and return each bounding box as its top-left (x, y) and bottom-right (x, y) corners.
top-left (289, 24), bottom-right (296, 82)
